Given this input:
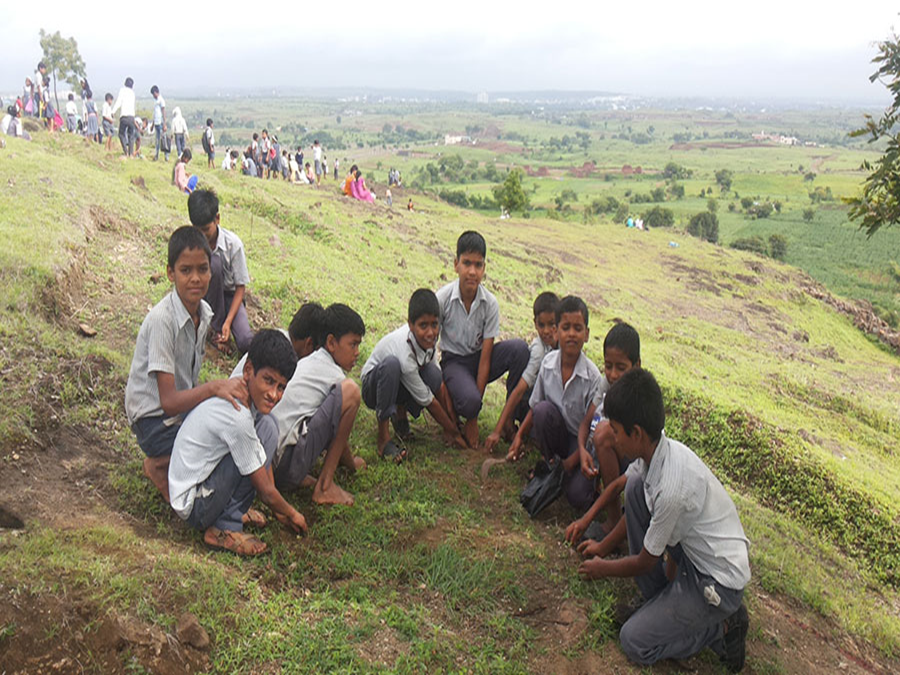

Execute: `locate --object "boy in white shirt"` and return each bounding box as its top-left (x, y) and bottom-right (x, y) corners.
top-left (578, 368), bottom-right (750, 672)
top-left (360, 289), bottom-right (466, 462)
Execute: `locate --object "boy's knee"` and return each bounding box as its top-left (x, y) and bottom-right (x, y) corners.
top-left (341, 378), bottom-right (361, 406)
top-left (381, 355), bottom-right (401, 377)
top-left (624, 474), bottom-right (644, 509)
top-left (510, 338), bottom-right (529, 365)
top-left (255, 414), bottom-right (278, 458)
top-left (593, 422), bottom-right (614, 453)
top-left (455, 393), bottom-right (482, 419)
top-left (619, 619), bottom-right (655, 666)
top-left (531, 400), bottom-right (556, 426)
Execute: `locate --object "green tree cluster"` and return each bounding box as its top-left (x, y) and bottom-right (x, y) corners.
top-left (687, 212), bottom-right (719, 243)
top-left (492, 169), bottom-right (529, 214)
top-left (39, 29), bottom-right (86, 110)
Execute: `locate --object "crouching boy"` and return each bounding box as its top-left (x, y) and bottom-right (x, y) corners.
top-left (507, 295), bottom-right (601, 513)
top-left (579, 368), bottom-right (750, 672)
top-left (271, 303), bottom-right (367, 506)
top-left (437, 230), bottom-right (529, 448)
top-left (125, 226), bottom-right (248, 501)
top-left (167, 330), bottom-right (308, 556)
top-left (361, 289), bottom-right (467, 463)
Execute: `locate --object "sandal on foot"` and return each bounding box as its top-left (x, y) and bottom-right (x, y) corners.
top-left (380, 440), bottom-right (407, 464)
top-left (205, 529), bottom-right (268, 557)
top-left (242, 508), bottom-right (267, 529)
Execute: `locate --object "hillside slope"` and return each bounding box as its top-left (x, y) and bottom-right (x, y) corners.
top-left (0, 133), bottom-right (898, 673)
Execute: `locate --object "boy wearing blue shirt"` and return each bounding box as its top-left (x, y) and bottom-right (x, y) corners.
top-left (361, 289), bottom-right (467, 462)
top-left (168, 330), bottom-right (307, 556)
top-left (507, 296), bottom-right (601, 512)
top-left (125, 227), bottom-right (247, 501)
top-left (436, 231), bottom-right (529, 448)
top-left (579, 368), bottom-right (750, 671)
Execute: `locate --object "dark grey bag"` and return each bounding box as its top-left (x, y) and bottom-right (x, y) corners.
top-left (520, 460), bottom-right (564, 518)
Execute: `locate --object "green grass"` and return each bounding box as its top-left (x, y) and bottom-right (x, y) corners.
top-left (0, 116), bottom-right (898, 671)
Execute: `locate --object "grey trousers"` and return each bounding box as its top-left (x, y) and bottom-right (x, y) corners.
top-left (186, 414), bottom-right (277, 533)
top-left (619, 473), bottom-right (744, 665)
top-left (206, 252), bottom-right (254, 353)
top-left (531, 400), bottom-right (595, 513)
top-left (441, 339), bottom-right (529, 420)
top-left (361, 355), bottom-right (442, 421)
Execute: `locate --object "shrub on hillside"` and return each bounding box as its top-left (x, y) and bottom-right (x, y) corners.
top-left (642, 206), bottom-right (675, 228)
top-left (439, 189), bottom-right (470, 208)
top-left (769, 234), bottom-right (788, 260)
top-left (730, 236), bottom-right (768, 256)
top-left (687, 211), bottom-right (719, 243)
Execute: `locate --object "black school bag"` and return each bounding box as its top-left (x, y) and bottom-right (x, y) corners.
top-left (520, 459), bottom-right (564, 518)
top-left (201, 128), bottom-right (211, 154)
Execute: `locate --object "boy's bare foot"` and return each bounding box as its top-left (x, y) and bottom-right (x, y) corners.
top-left (352, 456), bottom-right (367, 471)
top-left (142, 457), bottom-right (170, 502)
top-left (203, 527), bottom-right (267, 556)
top-left (463, 419), bottom-right (479, 449)
top-left (313, 482), bottom-right (354, 506)
top-left (242, 508), bottom-right (267, 528)
top-left (300, 475), bottom-right (318, 489)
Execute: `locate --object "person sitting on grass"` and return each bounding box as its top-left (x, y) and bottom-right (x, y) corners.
top-left (168, 330), bottom-right (308, 556)
top-left (174, 149), bottom-right (198, 194)
top-left (483, 291), bottom-right (559, 454)
top-left (360, 289), bottom-right (468, 463)
top-left (189, 189), bottom-right (255, 354)
top-left (343, 164), bottom-right (358, 196)
top-left (124, 226), bottom-right (248, 501)
top-left (436, 230), bottom-right (529, 449)
top-left (270, 303), bottom-right (368, 505)
top-left (565, 321), bottom-right (642, 544)
top-left (577, 368), bottom-right (750, 672)
top-left (507, 295), bottom-right (601, 513)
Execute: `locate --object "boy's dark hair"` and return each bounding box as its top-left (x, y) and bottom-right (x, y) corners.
top-left (206, 118), bottom-right (213, 127)
top-left (167, 226), bottom-right (211, 268)
top-left (408, 288), bottom-right (440, 324)
top-left (67, 93), bottom-right (74, 100)
top-left (125, 77), bottom-right (134, 88)
top-left (181, 148), bottom-right (192, 161)
top-left (253, 133), bottom-right (259, 141)
top-left (262, 128), bottom-right (268, 135)
top-left (150, 85), bottom-right (159, 95)
top-left (604, 322), bottom-right (640, 364)
top-left (289, 303), bottom-right (326, 347)
top-left (456, 230), bottom-right (486, 259)
top-left (321, 303), bottom-right (365, 344)
top-left (105, 92), bottom-right (113, 101)
top-left (556, 295), bottom-right (589, 326)
top-left (533, 291), bottom-right (560, 319)
top-left (603, 368), bottom-right (664, 442)
top-left (38, 61), bottom-right (46, 70)
top-left (187, 189), bottom-right (219, 227)
top-left (247, 329), bottom-right (298, 382)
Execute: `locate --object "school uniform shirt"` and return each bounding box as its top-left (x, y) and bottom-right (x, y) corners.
top-left (205, 127), bottom-right (215, 147)
top-left (212, 226), bottom-right (250, 292)
top-left (435, 281), bottom-right (500, 357)
top-left (168, 398), bottom-right (266, 520)
top-left (360, 325), bottom-right (437, 408)
top-left (65, 101), bottom-right (78, 116)
top-left (529, 350), bottom-right (602, 436)
top-left (625, 432), bottom-right (751, 591)
top-left (313, 145), bottom-right (322, 162)
top-left (271, 347), bottom-right (345, 451)
top-left (521, 337), bottom-right (556, 388)
top-left (124, 291), bottom-right (213, 425)
top-left (101, 101), bottom-right (114, 122)
top-left (152, 95), bottom-right (165, 125)
top-left (111, 86), bottom-right (136, 117)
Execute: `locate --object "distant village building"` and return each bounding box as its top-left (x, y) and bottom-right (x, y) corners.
top-left (476, 92), bottom-right (489, 104)
top-left (752, 130), bottom-right (800, 146)
top-left (444, 134), bottom-right (473, 146)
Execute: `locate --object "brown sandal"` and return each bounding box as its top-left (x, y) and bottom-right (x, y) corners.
top-left (242, 508), bottom-right (267, 529)
top-left (204, 528), bottom-right (268, 556)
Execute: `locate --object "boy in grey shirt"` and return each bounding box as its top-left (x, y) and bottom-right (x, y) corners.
top-left (578, 368), bottom-right (750, 672)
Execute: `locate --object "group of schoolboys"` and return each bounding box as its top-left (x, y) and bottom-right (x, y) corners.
top-left (125, 220), bottom-right (751, 670)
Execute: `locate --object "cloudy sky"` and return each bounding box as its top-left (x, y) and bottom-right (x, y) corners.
top-left (3, 1), bottom-right (898, 104)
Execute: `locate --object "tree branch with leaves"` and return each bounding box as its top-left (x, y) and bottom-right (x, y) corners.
top-left (38, 29), bottom-right (86, 112)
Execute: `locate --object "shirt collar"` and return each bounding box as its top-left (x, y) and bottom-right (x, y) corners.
top-left (645, 431), bottom-right (669, 487)
top-left (170, 290), bottom-right (194, 329)
top-left (213, 226), bottom-right (227, 253)
top-left (449, 280), bottom-right (483, 309)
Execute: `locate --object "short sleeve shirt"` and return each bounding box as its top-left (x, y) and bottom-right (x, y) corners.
top-left (626, 433), bottom-right (751, 591)
top-left (124, 291), bottom-right (212, 425)
top-left (360, 325), bottom-right (437, 408)
top-left (153, 95), bottom-right (165, 125)
top-left (213, 226), bottom-right (250, 291)
top-left (271, 348), bottom-right (345, 450)
top-left (522, 337), bottom-right (555, 388)
top-left (435, 281), bottom-right (500, 357)
top-left (529, 350), bottom-right (601, 436)
top-left (168, 398), bottom-right (266, 519)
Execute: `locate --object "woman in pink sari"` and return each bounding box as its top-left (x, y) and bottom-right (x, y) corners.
top-left (353, 169), bottom-right (375, 203)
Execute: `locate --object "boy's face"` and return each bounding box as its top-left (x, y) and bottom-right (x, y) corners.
top-left (534, 311), bottom-right (558, 348)
top-left (454, 252), bottom-right (485, 294)
top-left (167, 247), bottom-right (211, 308)
top-left (604, 346), bottom-right (637, 386)
top-left (557, 310), bottom-right (588, 359)
top-left (410, 313), bottom-right (440, 352)
top-left (244, 364), bottom-right (288, 415)
top-left (194, 214), bottom-right (220, 249)
top-left (608, 419), bottom-right (637, 463)
top-left (327, 332), bottom-right (363, 371)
